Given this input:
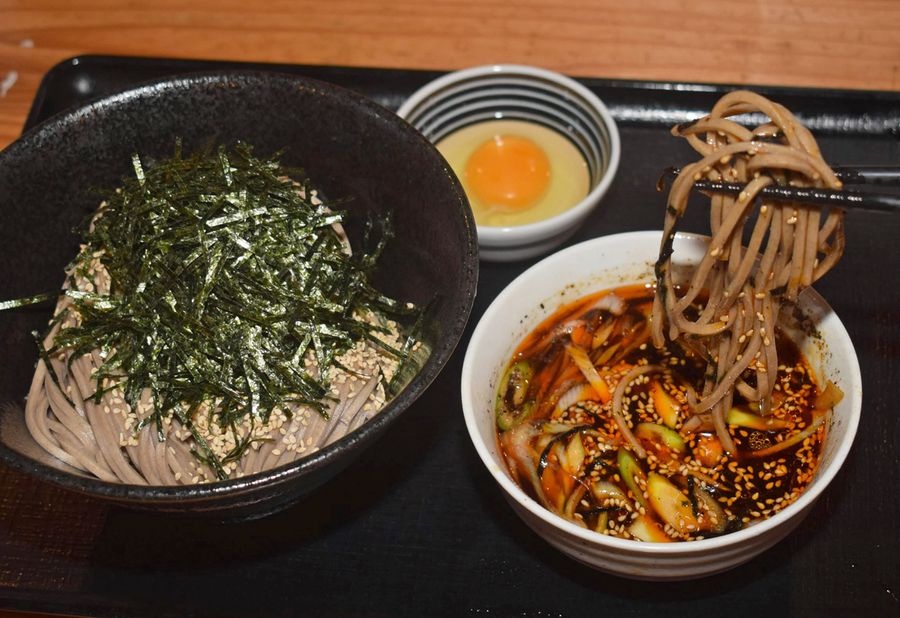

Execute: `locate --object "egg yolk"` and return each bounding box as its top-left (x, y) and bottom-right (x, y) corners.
top-left (464, 134), bottom-right (551, 211)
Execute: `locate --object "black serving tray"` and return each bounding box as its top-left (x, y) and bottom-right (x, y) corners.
top-left (1, 56), bottom-right (899, 618)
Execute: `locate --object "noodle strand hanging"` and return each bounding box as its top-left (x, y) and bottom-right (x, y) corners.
top-left (651, 90), bottom-right (845, 453)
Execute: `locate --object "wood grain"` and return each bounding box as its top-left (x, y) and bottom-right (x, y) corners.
top-left (1, 0), bottom-right (900, 148)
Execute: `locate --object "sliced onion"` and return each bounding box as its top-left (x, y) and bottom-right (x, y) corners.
top-left (748, 413), bottom-right (826, 458)
top-left (594, 293), bottom-right (625, 315)
top-left (566, 344), bottom-right (611, 403)
top-left (504, 422), bottom-right (548, 508)
top-left (552, 383), bottom-right (595, 418)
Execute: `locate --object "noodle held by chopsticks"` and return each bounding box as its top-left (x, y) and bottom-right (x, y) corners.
top-left (652, 90), bottom-right (845, 453)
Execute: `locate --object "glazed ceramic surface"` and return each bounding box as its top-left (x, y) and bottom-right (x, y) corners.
top-left (0, 70), bottom-right (478, 518)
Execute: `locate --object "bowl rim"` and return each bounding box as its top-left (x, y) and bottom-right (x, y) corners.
top-left (396, 63), bottom-right (621, 246)
top-left (0, 69), bottom-right (479, 502)
top-left (461, 230), bottom-right (862, 554)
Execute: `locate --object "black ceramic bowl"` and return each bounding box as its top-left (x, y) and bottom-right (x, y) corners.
top-left (0, 71), bottom-right (477, 518)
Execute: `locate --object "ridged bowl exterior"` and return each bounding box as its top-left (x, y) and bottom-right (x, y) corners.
top-left (397, 64), bottom-right (621, 261)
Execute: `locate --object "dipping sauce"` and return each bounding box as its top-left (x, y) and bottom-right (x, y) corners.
top-left (495, 284), bottom-right (833, 542)
top-left (436, 119), bottom-right (589, 227)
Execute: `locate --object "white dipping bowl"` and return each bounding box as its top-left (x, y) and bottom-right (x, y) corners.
top-left (397, 64), bottom-right (620, 262)
top-left (461, 230), bottom-right (862, 580)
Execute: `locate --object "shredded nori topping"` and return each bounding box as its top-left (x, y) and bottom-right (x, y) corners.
top-left (31, 142), bottom-right (419, 477)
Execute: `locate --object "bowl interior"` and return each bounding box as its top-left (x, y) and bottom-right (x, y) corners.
top-left (397, 64), bottom-right (621, 254)
top-left (462, 230), bottom-right (861, 553)
top-left (0, 71), bottom-right (478, 507)
top-left (397, 66), bottom-right (615, 190)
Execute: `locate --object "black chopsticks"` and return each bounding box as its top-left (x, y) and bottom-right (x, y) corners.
top-left (831, 166), bottom-right (900, 186)
top-left (659, 166), bottom-right (900, 213)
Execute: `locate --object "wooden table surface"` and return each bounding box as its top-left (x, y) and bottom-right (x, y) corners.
top-left (2, 0), bottom-right (900, 150)
top-left (0, 2), bottom-right (899, 617)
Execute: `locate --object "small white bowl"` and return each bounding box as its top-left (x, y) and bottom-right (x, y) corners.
top-left (397, 64), bottom-right (620, 262)
top-left (461, 231), bottom-right (862, 580)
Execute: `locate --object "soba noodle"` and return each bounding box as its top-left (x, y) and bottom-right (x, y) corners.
top-left (18, 146), bottom-right (420, 485)
top-left (652, 90), bottom-right (845, 453)
top-left (25, 292), bottom-right (401, 485)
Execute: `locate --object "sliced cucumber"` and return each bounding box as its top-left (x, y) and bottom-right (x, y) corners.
top-left (726, 407), bottom-right (789, 431)
top-left (563, 484), bottom-right (588, 520)
top-left (591, 480), bottom-right (630, 506)
top-left (691, 479), bottom-right (728, 534)
top-left (650, 381), bottom-right (681, 428)
top-left (647, 472), bottom-right (700, 536)
top-left (634, 422), bottom-right (686, 453)
top-left (495, 360), bottom-right (534, 430)
top-left (629, 514), bottom-right (671, 543)
top-left (563, 432), bottom-right (585, 475)
top-left (617, 447), bottom-right (649, 510)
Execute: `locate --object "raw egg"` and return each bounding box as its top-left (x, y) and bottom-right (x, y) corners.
top-left (465, 134), bottom-right (550, 211)
top-left (436, 119), bottom-right (589, 227)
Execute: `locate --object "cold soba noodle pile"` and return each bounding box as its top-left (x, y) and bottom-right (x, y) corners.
top-left (496, 91), bottom-right (845, 542)
top-left (16, 144), bottom-right (423, 485)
